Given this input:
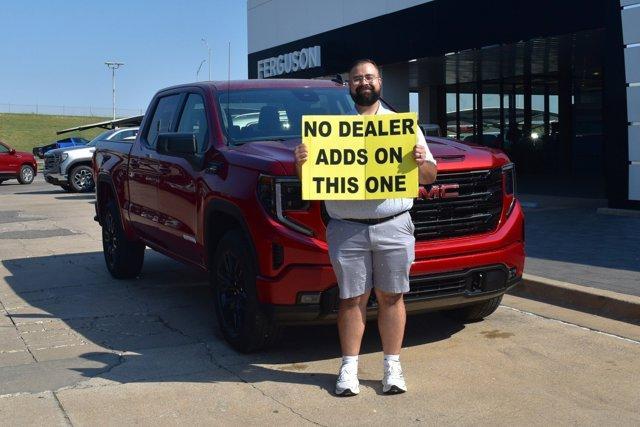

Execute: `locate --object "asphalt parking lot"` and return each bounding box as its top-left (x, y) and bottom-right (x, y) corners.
top-left (1, 177), bottom-right (639, 426)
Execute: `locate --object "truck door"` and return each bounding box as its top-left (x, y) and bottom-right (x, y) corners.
top-left (155, 92), bottom-right (208, 264)
top-left (0, 142), bottom-right (16, 174)
top-left (128, 93), bottom-right (182, 243)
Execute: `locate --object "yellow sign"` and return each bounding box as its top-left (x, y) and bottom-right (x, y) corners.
top-left (301, 112), bottom-right (419, 200)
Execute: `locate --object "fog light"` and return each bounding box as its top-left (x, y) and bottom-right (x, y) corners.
top-left (508, 268), bottom-right (517, 280)
top-left (298, 292), bottom-right (321, 304)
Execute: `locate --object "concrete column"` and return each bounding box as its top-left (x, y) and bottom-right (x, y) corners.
top-left (418, 87), bottom-right (440, 124)
top-left (380, 63), bottom-right (409, 112)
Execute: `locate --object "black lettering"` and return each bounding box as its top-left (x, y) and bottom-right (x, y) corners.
top-left (326, 177), bottom-right (339, 193)
top-left (365, 120), bottom-right (376, 137)
top-left (389, 119), bottom-right (400, 135)
top-left (347, 177), bottom-right (359, 193)
top-left (316, 149), bottom-right (328, 165)
top-left (329, 149), bottom-right (342, 165)
top-left (365, 176), bottom-right (378, 193)
top-left (356, 148), bottom-right (367, 165)
top-left (343, 149), bottom-right (355, 165)
top-left (376, 119), bottom-right (388, 136)
top-left (353, 121), bottom-right (363, 137)
top-left (313, 177), bottom-right (324, 192)
top-left (303, 121), bottom-right (316, 137)
top-left (375, 148), bottom-right (388, 164)
top-left (339, 121), bottom-right (351, 137)
top-left (319, 121), bottom-right (331, 137)
top-left (395, 175), bottom-right (406, 191)
top-left (402, 118), bottom-right (415, 135)
top-left (380, 175), bottom-right (393, 192)
top-left (389, 147), bottom-right (402, 163)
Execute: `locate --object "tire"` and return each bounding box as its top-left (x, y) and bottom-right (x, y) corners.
top-left (211, 230), bottom-right (281, 353)
top-left (17, 165), bottom-right (35, 184)
top-left (102, 200), bottom-right (145, 279)
top-left (69, 165), bottom-right (95, 192)
top-left (445, 295), bottom-right (503, 322)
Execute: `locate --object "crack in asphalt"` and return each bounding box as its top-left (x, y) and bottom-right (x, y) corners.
top-left (201, 342), bottom-right (327, 427)
top-left (52, 391), bottom-right (74, 426)
top-left (0, 298), bottom-right (37, 363)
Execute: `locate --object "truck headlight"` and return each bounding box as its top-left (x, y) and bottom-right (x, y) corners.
top-left (502, 163), bottom-right (517, 217)
top-left (60, 153), bottom-right (69, 162)
top-left (257, 175), bottom-right (312, 236)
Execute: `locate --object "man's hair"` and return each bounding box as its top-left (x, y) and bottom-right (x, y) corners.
top-left (348, 59), bottom-right (380, 75)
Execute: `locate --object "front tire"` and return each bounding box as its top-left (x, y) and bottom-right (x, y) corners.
top-left (102, 200), bottom-right (145, 279)
top-left (70, 165), bottom-right (94, 192)
top-left (445, 295), bottom-right (503, 322)
top-left (211, 230), bottom-right (280, 353)
top-left (17, 165), bottom-right (35, 184)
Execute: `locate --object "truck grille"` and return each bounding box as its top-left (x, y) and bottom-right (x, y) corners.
top-left (410, 169), bottom-right (503, 241)
top-left (44, 155), bottom-right (59, 171)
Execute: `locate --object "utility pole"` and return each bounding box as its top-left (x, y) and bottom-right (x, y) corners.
top-left (105, 61), bottom-right (124, 120)
top-left (201, 38), bottom-right (211, 80)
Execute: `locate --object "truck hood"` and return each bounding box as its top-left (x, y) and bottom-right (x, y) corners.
top-left (231, 137), bottom-right (510, 175)
top-left (46, 145), bottom-right (95, 156)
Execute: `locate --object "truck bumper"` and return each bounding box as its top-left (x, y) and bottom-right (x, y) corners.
top-left (44, 172), bottom-right (68, 186)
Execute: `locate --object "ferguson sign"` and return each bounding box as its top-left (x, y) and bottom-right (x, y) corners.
top-left (257, 46), bottom-right (321, 78)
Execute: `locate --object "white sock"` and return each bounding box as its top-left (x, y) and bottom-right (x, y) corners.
top-left (342, 355), bottom-right (358, 366)
top-left (384, 354), bottom-right (400, 365)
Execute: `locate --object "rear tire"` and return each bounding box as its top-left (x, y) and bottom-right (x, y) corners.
top-left (17, 165), bottom-right (35, 184)
top-left (445, 295), bottom-right (503, 322)
top-left (70, 165), bottom-right (94, 192)
top-left (211, 230), bottom-right (281, 353)
top-left (102, 200), bottom-right (145, 279)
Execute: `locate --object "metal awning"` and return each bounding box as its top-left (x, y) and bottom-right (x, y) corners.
top-left (56, 115), bottom-right (144, 135)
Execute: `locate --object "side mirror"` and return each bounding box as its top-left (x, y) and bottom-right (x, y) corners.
top-left (9, 149), bottom-right (16, 155)
top-left (157, 133), bottom-right (197, 156)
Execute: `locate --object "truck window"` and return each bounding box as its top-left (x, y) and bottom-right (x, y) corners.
top-left (145, 94), bottom-right (182, 149)
top-left (218, 88), bottom-right (357, 145)
top-left (177, 93), bottom-right (209, 152)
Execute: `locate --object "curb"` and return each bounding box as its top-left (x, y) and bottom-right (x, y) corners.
top-left (507, 274), bottom-right (640, 326)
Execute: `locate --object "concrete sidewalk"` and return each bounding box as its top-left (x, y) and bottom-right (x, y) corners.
top-left (510, 194), bottom-right (640, 324)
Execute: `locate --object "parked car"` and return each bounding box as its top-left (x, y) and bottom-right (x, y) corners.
top-left (32, 137), bottom-right (89, 159)
top-left (0, 140), bottom-right (38, 185)
top-left (44, 128), bottom-right (138, 192)
top-left (94, 80), bottom-right (524, 352)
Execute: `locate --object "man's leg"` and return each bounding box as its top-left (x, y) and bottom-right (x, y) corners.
top-left (374, 289), bottom-right (406, 355)
top-left (337, 289), bottom-right (371, 356)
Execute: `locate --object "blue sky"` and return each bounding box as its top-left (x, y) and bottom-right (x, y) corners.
top-left (0, 0), bottom-right (247, 113)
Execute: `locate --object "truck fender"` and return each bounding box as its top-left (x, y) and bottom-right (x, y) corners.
top-left (96, 175), bottom-right (138, 241)
top-left (203, 199), bottom-right (259, 271)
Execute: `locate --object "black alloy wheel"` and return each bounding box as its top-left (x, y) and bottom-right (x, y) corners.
top-left (70, 165), bottom-right (94, 192)
top-left (102, 200), bottom-right (145, 279)
top-left (216, 249), bottom-right (248, 340)
top-left (211, 230), bottom-right (280, 352)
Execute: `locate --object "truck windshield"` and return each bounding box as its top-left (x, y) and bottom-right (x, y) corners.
top-left (218, 87), bottom-right (359, 145)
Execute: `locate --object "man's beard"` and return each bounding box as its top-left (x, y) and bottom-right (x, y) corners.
top-left (350, 85), bottom-right (380, 107)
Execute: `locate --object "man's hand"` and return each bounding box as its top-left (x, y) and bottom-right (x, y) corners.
top-left (413, 144), bottom-right (427, 166)
top-left (294, 143), bottom-right (308, 178)
top-left (414, 144), bottom-right (437, 185)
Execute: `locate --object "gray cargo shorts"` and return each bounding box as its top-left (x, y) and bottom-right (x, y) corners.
top-left (326, 211), bottom-right (416, 299)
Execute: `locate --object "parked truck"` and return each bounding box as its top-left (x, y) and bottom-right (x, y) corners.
top-left (93, 79), bottom-right (525, 352)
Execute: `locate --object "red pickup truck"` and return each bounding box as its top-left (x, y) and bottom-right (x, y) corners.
top-left (94, 79), bottom-right (525, 352)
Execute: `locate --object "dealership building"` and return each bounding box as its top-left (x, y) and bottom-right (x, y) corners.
top-left (248, 0), bottom-right (640, 209)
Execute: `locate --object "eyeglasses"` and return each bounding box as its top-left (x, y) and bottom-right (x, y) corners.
top-left (350, 74), bottom-right (380, 84)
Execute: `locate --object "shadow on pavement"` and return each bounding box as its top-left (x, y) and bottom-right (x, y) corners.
top-left (1, 250), bottom-right (465, 395)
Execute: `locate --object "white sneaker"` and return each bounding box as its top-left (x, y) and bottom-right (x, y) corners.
top-left (335, 363), bottom-right (360, 396)
top-left (382, 360), bottom-right (407, 394)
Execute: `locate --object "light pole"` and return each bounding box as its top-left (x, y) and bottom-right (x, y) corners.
top-left (201, 38), bottom-right (211, 80)
top-left (196, 59), bottom-right (206, 81)
top-left (105, 61), bottom-right (124, 120)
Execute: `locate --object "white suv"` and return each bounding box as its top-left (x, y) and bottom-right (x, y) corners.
top-left (44, 127), bottom-right (138, 192)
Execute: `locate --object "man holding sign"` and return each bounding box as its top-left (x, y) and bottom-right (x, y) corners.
top-left (294, 59), bottom-right (437, 396)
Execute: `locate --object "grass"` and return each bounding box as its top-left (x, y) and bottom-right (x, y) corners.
top-left (0, 113), bottom-right (111, 152)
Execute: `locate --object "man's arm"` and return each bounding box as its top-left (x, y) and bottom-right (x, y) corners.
top-left (418, 160), bottom-right (437, 185)
top-left (413, 130), bottom-right (437, 185)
